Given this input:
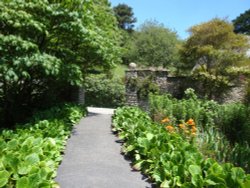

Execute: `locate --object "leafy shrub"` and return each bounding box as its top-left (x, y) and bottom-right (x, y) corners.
top-left (112, 107), bottom-right (250, 187)
top-left (84, 74), bottom-right (125, 108)
top-left (0, 0), bottom-right (121, 128)
top-left (0, 104), bottom-right (86, 187)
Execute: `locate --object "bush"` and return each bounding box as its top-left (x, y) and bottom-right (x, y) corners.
top-left (84, 74), bottom-right (125, 108)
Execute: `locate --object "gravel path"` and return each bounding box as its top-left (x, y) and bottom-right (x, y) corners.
top-left (55, 108), bottom-right (151, 188)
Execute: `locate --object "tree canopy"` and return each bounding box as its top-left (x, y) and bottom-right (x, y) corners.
top-left (113, 3), bottom-right (137, 32)
top-left (179, 18), bottom-right (249, 97)
top-left (233, 9), bottom-right (250, 35)
top-left (124, 21), bottom-right (180, 69)
top-left (0, 0), bottom-right (121, 126)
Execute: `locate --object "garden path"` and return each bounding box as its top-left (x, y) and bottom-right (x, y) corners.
top-left (55, 107), bottom-right (151, 188)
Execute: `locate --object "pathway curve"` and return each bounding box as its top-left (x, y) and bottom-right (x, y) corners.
top-left (55, 107), bottom-right (151, 188)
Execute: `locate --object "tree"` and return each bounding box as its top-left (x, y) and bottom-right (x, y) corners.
top-left (0, 0), bottom-right (121, 127)
top-left (179, 18), bottom-right (249, 98)
top-left (233, 9), bottom-right (250, 35)
top-left (124, 20), bottom-right (180, 69)
top-left (113, 3), bottom-right (137, 32)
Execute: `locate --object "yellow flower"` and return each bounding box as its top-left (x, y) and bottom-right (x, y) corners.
top-left (186, 118), bottom-right (195, 126)
top-left (191, 126), bottom-right (197, 133)
top-left (178, 124), bottom-right (186, 130)
top-left (191, 133), bottom-right (197, 137)
top-left (165, 125), bottom-right (175, 132)
top-left (161, 117), bottom-right (170, 123)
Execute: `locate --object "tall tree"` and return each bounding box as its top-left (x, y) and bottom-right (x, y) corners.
top-left (113, 3), bottom-right (137, 32)
top-left (0, 0), bottom-right (121, 126)
top-left (179, 18), bottom-right (249, 98)
top-left (233, 9), bottom-right (250, 35)
top-left (124, 20), bottom-right (180, 69)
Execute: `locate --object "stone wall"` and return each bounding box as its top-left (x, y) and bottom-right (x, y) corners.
top-left (125, 69), bottom-right (168, 106)
top-left (125, 70), bottom-right (138, 106)
top-left (125, 69), bottom-right (247, 106)
top-left (71, 87), bottom-right (85, 105)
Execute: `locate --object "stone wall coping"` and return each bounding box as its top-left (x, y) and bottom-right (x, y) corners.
top-left (126, 69), bottom-right (168, 72)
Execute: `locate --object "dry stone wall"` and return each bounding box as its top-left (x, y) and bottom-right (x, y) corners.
top-left (125, 69), bottom-right (247, 106)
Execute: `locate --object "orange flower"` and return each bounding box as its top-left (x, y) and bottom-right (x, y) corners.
top-left (165, 125), bottom-right (175, 132)
top-left (178, 124), bottom-right (186, 130)
top-left (186, 118), bottom-right (195, 126)
top-left (161, 117), bottom-right (170, 123)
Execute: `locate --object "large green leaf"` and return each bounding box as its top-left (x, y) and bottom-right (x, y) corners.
top-left (191, 174), bottom-right (203, 187)
top-left (0, 170), bottom-right (10, 188)
top-left (188, 165), bottom-right (201, 175)
top-left (25, 153), bottom-right (40, 166)
top-left (208, 162), bottom-right (224, 175)
top-left (231, 167), bottom-right (246, 181)
top-left (160, 179), bottom-right (171, 188)
top-left (0, 139), bottom-right (6, 153)
top-left (2, 154), bottom-right (19, 172)
top-left (18, 162), bottom-right (31, 175)
top-left (28, 173), bottom-right (41, 187)
top-left (206, 174), bottom-right (227, 187)
top-left (244, 177), bottom-right (250, 188)
top-left (146, 133), bottom-right (154, 141)
top-left (39, 181), bottom-right (54, 188)
top-left (7, 139), bottom-right (18, 150)
top-left (16, 177), bottom-right (30, 188)
top-left (132, 160), bottom-right (144, 171)
top-left (204, 179), bottom-right (217, 186)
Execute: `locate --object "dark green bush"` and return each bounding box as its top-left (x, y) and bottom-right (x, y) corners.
top-left (84, 74), bottom-right (125, 108)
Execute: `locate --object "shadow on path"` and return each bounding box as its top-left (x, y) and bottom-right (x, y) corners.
top-left (55, 108), bottom-right (153, 188)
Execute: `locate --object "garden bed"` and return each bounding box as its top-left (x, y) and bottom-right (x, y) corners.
top-left (0, 104), bottom-right (86, 188)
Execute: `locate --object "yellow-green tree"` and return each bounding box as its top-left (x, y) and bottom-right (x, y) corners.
top-left (179, 18), bottom-right (249, 98)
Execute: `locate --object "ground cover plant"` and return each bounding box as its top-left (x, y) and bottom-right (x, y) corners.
top-left (0, 104), bottom-right (86, 188)
top-left (150, 89), bottom-right (250, 173)
top-left (112, 106), bottom-right (250, 187)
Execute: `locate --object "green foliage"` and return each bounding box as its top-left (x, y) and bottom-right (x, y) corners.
top-left (113, 3), bottom-right (137, 32)
top-left (0, 104), bottom-right (85, 187)
top-left (0, 0), bottom-right (121, 127)
top-left (112, 107), bottom-right (250, 187)
top-left (84, 74), bottom-right (125, 108)
top-left (233, 9), bottom-right (250, 35)
top-left (124, 20), bottom-right (181, 70)
top-left (179, 18), bottom-right (249, 97)
top-left (149, 90), bottom-right (250, 172)
top-left (0, 0), bottom-right (120, 126)
top-left (112, 64), bottom-right (127, 79)
top-left (127, 75), bottom-right (159, 99)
